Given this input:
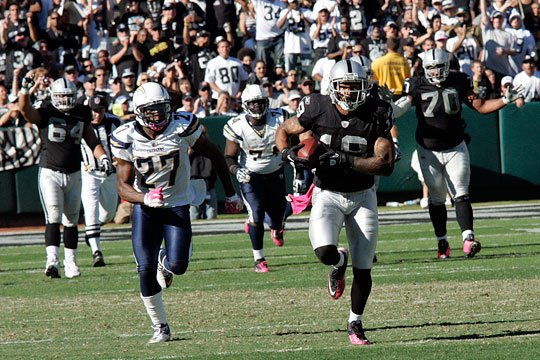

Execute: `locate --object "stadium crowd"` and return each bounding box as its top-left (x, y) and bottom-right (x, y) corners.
top-left (1, 0), bottom-right (540, 126)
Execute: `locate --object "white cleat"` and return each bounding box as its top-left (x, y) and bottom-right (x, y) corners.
top-left (149, 323), bottom-right (171, 343)
top-left (64, 255), bottom-right (81, 278)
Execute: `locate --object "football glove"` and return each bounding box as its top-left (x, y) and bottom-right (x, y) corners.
top-left (318, 149), bottom-right (354, 168)
top-left (143, 187), bottom-right (164, 208)
top-left (225, 194), bottom-right (244, 214)
top-left (393, 139), bottom-right (402, 162)
top-left (293, 178), bottom-right (307, 195)
top-left (378, 84), bottom-right (394, 103)
top-left (235, 168), bottom-right (251, 184)
top-left (281, 144), bottom-right (312, 168)
top-left (99, 155), bottom-right (114, 175)
top-left (20, 76), bottom-right (35, 95)
top-left (502, 84), bottom-right (525, 104)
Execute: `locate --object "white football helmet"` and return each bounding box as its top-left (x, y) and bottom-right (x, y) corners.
top-left (328, 59), bottom-right (369, 111)
top-left (351, 55), bottom-right (374, 90)
top-left (133, 82), bottom-right (172, 132)
top-left (50, 78), bottom-right (77, 111)
top-left (241, 84), bottom-right (269, 120)
top-left (423, 48), bottom-right (450, 84)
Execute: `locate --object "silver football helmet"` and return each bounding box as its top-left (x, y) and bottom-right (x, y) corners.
top-left (133, 82), bottom-right (172, 132)
top-left (50, 78), bottom-right (77, 111)
top-left (423, 48), bottom-right (450, 84)
top-left (351, 55), bottom-right (374, 90)
top-left (328, 59), bottom-right (370, 111)
top-left (241, 84), bottom-right (269, 120)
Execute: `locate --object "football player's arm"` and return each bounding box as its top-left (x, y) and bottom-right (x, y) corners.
top-left (83, 124), bottom-right (107, 159)
top-left (19, 89), bottom-right (41, 124)
top-left (350, 136), bottom-right (395, 177)
top-left (391, 95), bottom-right (413, 118)
top-left (223, 139), bottom-right (242, 174)
top-left (275, 116), bottom-right (307, 152)
top-left (192, 134), bottom-right (237, 197)
top-left (467, 91), bottom-right (507, 114)
top-left (115, 158), bottom-right (145, 204)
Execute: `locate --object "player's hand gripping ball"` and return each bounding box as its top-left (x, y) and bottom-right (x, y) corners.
top-left (296, 137), bottom-right (325, 168)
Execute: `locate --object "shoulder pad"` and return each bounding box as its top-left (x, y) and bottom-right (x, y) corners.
top-left (110, 123), bottom-right (134, 150)
top-left (172, 112), bottom-right (200, 137)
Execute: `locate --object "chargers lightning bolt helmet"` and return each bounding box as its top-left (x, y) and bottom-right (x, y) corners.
top-left (351, 55), bottom-right (374, 90)
top-left (50, 78), bottom-right (77, 112)
top-left (133, 82), bottom-right (172, 132)
top-left (423, 48), bottom-right (450, 85)
top-left (328, 59), bottom-right (370, 111)
top-left (241, 84), bottom-right (269, 120)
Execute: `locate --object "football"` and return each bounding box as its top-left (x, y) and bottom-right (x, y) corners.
top-left (296, 137), bottom-right (324, 167)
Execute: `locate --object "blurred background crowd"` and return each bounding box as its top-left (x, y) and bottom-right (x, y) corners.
top-left (1, 0), bottom-right (540, 128)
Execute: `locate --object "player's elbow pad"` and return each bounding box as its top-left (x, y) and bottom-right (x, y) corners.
top-left (391, 97), bottom-right (412, 118)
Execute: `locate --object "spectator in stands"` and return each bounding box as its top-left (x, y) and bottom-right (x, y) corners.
top-left (263, 79), bottom-right (284, 108)
top-left (247, 60), bottom-right (269, 85)
top-left (371, 37), bottom-right (411, 96)
top-left (77, 75), bottom-right (97, 106)
top-left (383, 20), bottom-right (400, 40)
top-left (311, 53), bottom-right (336, 95)
top-left (252, 0), bottom-right (287, 75)
top-left (446, 21), bottom-right (481, 76)
top-left (346, 0), bottom-right (367, 40)
top-left (278, 0), bottom-right (313, 73)
top-left (299, 74), bottom-right (316, 96)
top-left (211, 91), bottom-right (239, 117)
top-left (97, 50), bottom-right (112, 74)
top-left (506, 11), bottom-right (536, 71)
top-left (162, 63), bottom-right (182, 93)
top-left (0, 95), bottom-right (26, 127)
top-left (184, 30), bottom-right (216, 92)
top-left (471, 60), bottom-right (497, 100)
top-left (281, 89), bottom-right (302, 114)
top-left (512, 55), bottom-right (540, 106)
top-left (193, 81), bottom-right (213, 118)
top-left (310, 7), bottom-right (335, 63)
top-left (440, 0), bottom-right (459, 32)
top-left (110, 23), bottom-right (140, 77)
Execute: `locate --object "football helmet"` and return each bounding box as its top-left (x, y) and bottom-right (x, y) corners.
top-left (351, 55), bottom-right (374, 90)
top-left (328, 59), bottom-right (369, 111)
top-left (423, 48), bottom-right (450, 84)
top-left (241, 84), bottom-right (269, 120)
top-left (50, 78), bottom-right (77, 112)
top-left (133, 82), bottom-right (172, 132)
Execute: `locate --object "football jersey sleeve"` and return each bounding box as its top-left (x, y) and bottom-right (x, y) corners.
top-left (223, 115), bottom-right (244, 144)
top-left (174, 112), bottom-right (202, 147)
top-left (296, 95), bottom-right (318, 130)
top-left (110, 123), bottom-right (134, 162)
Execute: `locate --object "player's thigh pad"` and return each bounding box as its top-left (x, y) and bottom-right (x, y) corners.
top-left (417, 146), bottom-right (447, 204)
top-left (38, 168), bottom-right (65, 224)
top-left (98, 174), bottom-right (119, 224)
top-left (309, 187), bottom-right (346, 249)
top-left (443, 142), bottom-right (470, 198)
top-left (345, 187), bottom-right (378, 269)
top-left (81, 171), bottom-right (101, 226)
top-left (62, 171), bottom-right (82, 226)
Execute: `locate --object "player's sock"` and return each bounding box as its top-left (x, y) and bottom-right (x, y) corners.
top-left (348, 310), bottom-right (363, 323)
top-left (141, 291), bottom-right (167, 327)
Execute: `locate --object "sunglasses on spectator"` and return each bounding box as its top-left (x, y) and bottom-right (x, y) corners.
top-left (200, 86), bottom-right (210, 91)
top-left (352, 50), bottom-right (361, 54)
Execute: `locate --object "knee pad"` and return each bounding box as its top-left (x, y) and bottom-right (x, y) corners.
top-left (45, 223), bottom-right (61, 247)
top-left (169, 260), bottom-right (189, 276)
top-left (314, 245), bottom-right (339, 266)
top-left (455, 195), bottom-right (470, 203)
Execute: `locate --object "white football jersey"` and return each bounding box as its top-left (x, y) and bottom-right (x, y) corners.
top-left (110, 112), bottom-right (202, 207)
top-left (252, 0), bottom-right (286, 41)
top-left (223, 108), bottom-right (287, 174)
top-left (204, 55), bottom-right (248, 100)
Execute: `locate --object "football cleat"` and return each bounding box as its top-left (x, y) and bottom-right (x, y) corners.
top-left (463, 236), bottom-right (481, 258)
top-left (437, 239), bottom-right (451, 259)
top-left (271, 228), bottom-right (284, 247)
top-left (254, 259), bottom-right (269, 273)
top-left (327, 247), bottom-right (348, 300)
top-left (64, 255), bottom-right (81, 278)
top-left (149, 323), bottom-right (171, 344)
top-left (92, 250), bottom-right (106, 267)
top-left (45, 257), bottom-right (61, 279)
top-left (157, 248), bottom-right (173, 289)
top-left (347, 321), bottom-right (371, 345)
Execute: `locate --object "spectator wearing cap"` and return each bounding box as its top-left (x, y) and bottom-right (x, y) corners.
top-left (383, 20), bottom-right (400, 40)
top-left (77, 74), bottom-right (98, 106)
top-left (429, 0), bottom-right (444, 20)
top-left (361, 20), bottom-right (387, 61)
top-left (512, 55), bottom-right (540, 106)
top-left (299, 74), bottom-right (316, 96)
top-left (327, 18), bottom-right (356, 61)
top-left (177, 92), bottom-right (198, 113)
top-left (371, 37), bottom-right (411, 97)
top-left (4, 25), bottom-right (43, 92)
top-left (64, 65), bottom-right (83, 94)
top-left (440, 0), bottom-right (459, 32)
top-left (434, 30), bottom-right (449, 48)
top-left (486, 0), bottom-right (514, 21)
top-left (204, 38), bottom-right (248, 103)
top-left (506, 10), bottom-right (536, 70)
top-left (252, 0), bottom-right (287, 76)
top-left (446, 16), bottom-right (481, 76)
top-left (277, 0), bottom-right (313, 73)
top-left (112, 94), bottom-right (135, 122)
top-left (175, 0), bottom-right (206, 37)
top-left (281, 89), bottom-right (302, 115)
top-left (183, 29), bottom-right (216, 92)
top-left (110, 22), bottom-right (142, 79)
top-left (159, 1), bottom-right (181, 44)
top-left (481, 2), bottom-right (520, 83)
top-left (310, 7), bottom-right (336, 63)
top-left (118, 0), bottom-right (148, 35)
top-left (262, 78), bottom-right (285, 108)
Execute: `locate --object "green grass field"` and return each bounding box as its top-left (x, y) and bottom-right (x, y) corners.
top-left (1, 214), bottom-right (540, 359)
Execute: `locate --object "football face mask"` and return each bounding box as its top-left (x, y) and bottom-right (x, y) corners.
top-left (333, 81), bottom-right (367, 111)
top-left (138, 102), bottom-right (171, 132)
top-left (245, 98), bottom-right (269, 119)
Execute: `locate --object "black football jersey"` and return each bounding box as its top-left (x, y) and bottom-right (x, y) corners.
top-left (37, 101), bottom-right (93, 173)
top-left (297, 93), bottom-right (393, 192)
top-left (403, 72), bottom-right (471, 151)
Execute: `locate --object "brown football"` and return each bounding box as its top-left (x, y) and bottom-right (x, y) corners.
top-left (296, 137), bottom-right (324, 167)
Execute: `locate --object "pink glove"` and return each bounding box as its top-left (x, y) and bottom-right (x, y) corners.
top-left (143, 187), bottom-right (164, 208)
top-left (225, 194), bottom-right (244, 214)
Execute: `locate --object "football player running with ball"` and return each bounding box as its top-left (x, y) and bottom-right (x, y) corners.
top-left (223, 84), bottom-right (289, 273)
top-left (20, 78), bottom-right (112, 279)
top-left (392, 48), bottom-right (525, 259)
top-left (110, 82), bottom-right (243, 343)
top-left (276, 59), bottom-right (395, 345)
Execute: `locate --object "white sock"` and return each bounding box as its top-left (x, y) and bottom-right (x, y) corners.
top-left (64, 247), bottom-right (77, 260)
top-left (462, 230), bottom-right (474, 241)
top-left (46, 246), bottom-right (60, 260)
top-left (348, 310), bottom-right (363, 323)
top-left (253, 249), bottom-right (265, 261)
top-left (436, 235), bottom-right (447, 242)
top-left (334, 251), bottom-right (345, 268)
top-left (88, 238), bottom-right (100, 254)
top-left (141, 291), bottom-right (167, 326)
